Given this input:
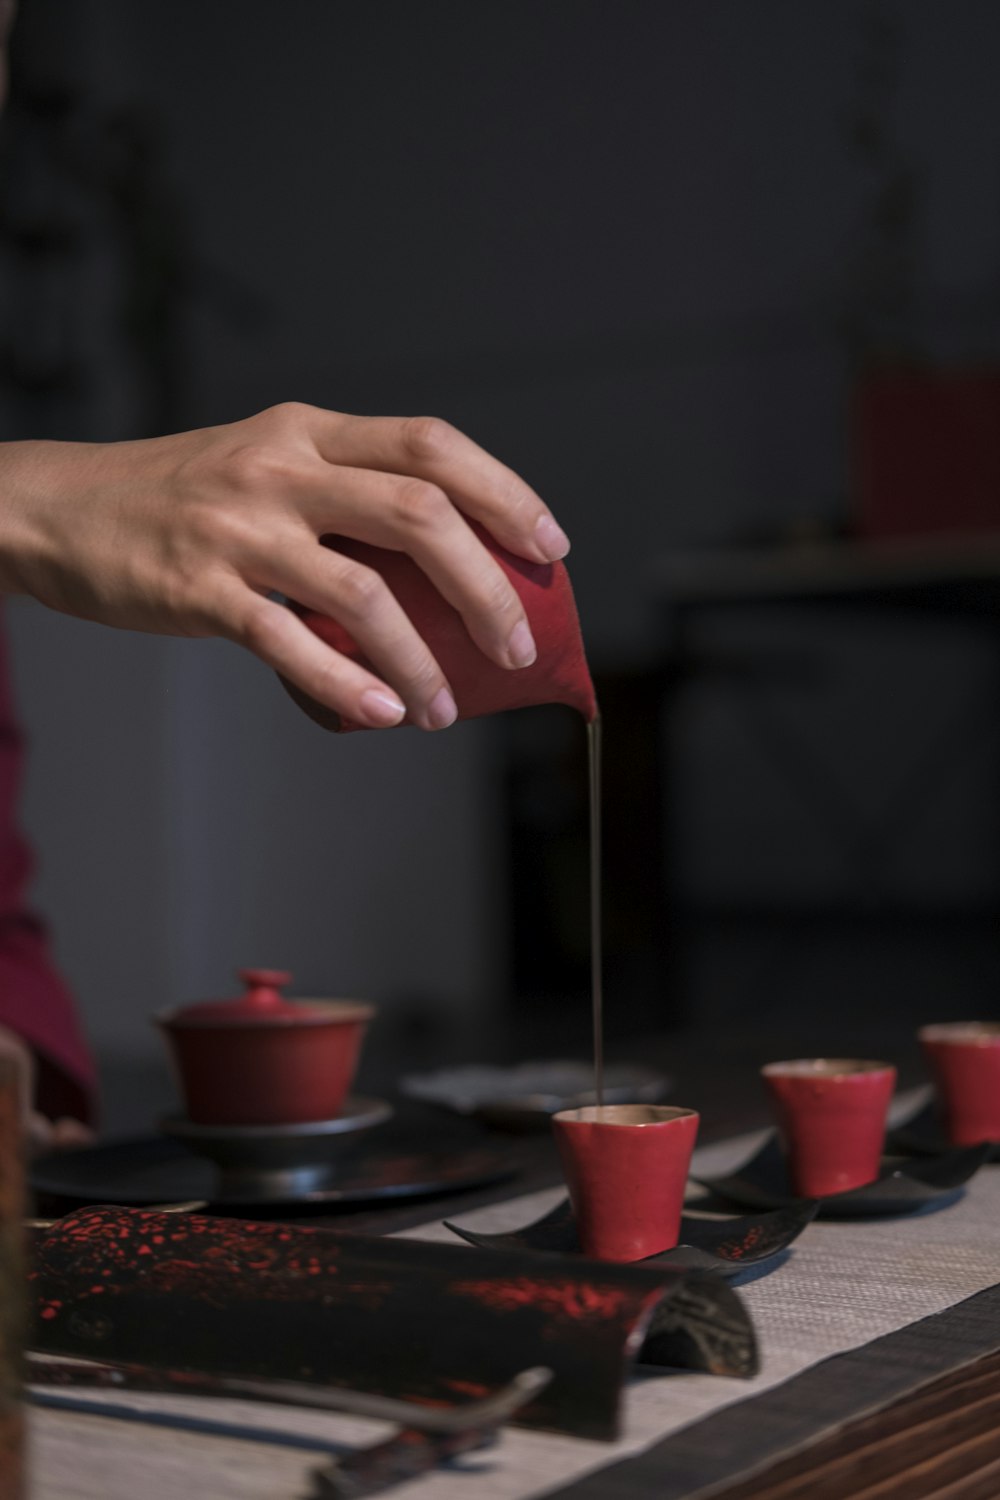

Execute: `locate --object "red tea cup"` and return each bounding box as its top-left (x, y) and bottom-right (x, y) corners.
top-left (284, 524), bottom-right (598, 731)
top-left (762, 1059), bottom-right (896, 1198)
top-left (155, 969), bottom-right (373, 1127)
top-left (552, 1104), bottom-right (700, 1262)
top-left (919, 1022), bottom-right (1000, 1145)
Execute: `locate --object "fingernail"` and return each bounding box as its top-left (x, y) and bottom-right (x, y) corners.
top-left (535, 514), bottom-right (570, 561)
top-left (507, 619), bottom-right (537, 668)
top-left (360, 689), bottom-right (406, 727)
top-left (427, 686), bottom-right (458, 730)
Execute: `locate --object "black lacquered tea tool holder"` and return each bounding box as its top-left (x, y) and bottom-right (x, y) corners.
top-left (27, 1205), bottom-right (757, 1442)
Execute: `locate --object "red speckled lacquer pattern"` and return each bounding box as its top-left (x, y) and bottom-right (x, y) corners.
top-left (450, 1279), bottom-right (633, 1322)
top-left (716, 1225), bottom-right (762, 1260)
top-left (29, 1206), bottom-right (755, 1441)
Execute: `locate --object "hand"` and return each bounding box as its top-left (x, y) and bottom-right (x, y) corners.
top-left (0, 405), bottom-right (571, 731)
top-left (0, 1025), bottom-right (94, 1154)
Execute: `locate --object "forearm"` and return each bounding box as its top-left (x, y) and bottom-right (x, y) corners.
top-left (0, 439), bottom-right (53, 596)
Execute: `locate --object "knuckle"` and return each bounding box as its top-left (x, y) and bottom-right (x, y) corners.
top-left (236, 599), bottom-right (278, 655)
top-left (401, 415), bottom-right (456, 464)
top-left (404, 656), bottom-right (442, 695)
top-left (182, 495), bottom-right (251, 559)
top-left (481, 567), bottom-right (519, 617)
top-left (306, 659), bottom-right (346, 708)
top-left (224, 442), bottom-right (299, 492)
top-left (160, 574), bottom-right (208, 632)
top-left (334, 561), bottom-right (385, 618)
top-left (494, 471), bottom-right (537, 526)
top-left (261, 400), bottom-right (314, 429)
top-left (395, 477), bottom-right (449, 531)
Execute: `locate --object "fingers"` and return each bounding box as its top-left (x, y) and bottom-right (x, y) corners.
top-left (250, 543), bottom-right (461, 730)
top-left (295, 465), bottom-right (537, 672)
top-left (28, 1114), bottom-right (94, 1155)
top-left (214, 577), bottom-right (455, 732)
top-left (0, 1028), bottom-right (91, 1156)
top-left (299, 410), bottom-right (571, 566)
top-left (49, 1118), bottom-right (96, 1150)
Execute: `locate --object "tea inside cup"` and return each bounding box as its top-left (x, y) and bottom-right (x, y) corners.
top-left (762, 1058), bottom-right (895, 1198)
top-left (552, 1104), bottom-right (699, 1262)
top-left (557, 1104), bottom-right (688, 1125)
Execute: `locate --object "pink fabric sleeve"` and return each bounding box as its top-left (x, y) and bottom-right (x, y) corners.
top-left (0, 609), bottom-right (96, 1123)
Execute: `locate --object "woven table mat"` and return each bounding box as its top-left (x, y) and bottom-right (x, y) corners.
top-left (30, 1098), bottom-right (1000, 1500)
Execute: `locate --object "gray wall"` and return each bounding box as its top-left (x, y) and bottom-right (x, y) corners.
top-left (5, 1), bottom-right (1000, 1123)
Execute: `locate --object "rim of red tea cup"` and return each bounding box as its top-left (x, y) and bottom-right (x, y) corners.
top-left (762, 1058), bottom-right (894, 1080)
top-left (919, 1022), bottom-right (1000, 1046)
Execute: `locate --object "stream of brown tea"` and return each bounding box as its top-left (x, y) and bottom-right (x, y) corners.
top-left (588, 716), bottom-right (604, 1107)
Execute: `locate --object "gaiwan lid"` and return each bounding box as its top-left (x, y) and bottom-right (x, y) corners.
top-left (163, 969), bottom-right (325, 1028)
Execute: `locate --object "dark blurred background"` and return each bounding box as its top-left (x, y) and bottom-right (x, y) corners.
top-left (3, 0), bottom-right (1000, 1132)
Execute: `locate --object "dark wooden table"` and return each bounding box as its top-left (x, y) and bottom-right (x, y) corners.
top-left (715, 1349), bottom-right (1000, 1500)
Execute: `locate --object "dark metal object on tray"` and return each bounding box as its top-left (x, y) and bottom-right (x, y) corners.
top-left (309, 1365), bottom-right (550, 1498)
top-left (401, 1061), bottom-right (671, 1131)
top-left (30, 1131), bottom-right (513, 1209)
top-left (695, 1133), bottom-right (989, 1217)
top-left (27, 1355), bottom-right (551, 1499)
top-left (446, 1197), bottom-right (816, 1279)
top-left (888, 1099), bottom-right (1000, 1162)
top-left (27, 1205), bottom-right (757, 1441)
top-left (0, 1060), bottom-right (25, 1500)
top-left (161, 1097), bottom-right (393, 1201)
top-left (313, 1426), bottom-right (490, 1500)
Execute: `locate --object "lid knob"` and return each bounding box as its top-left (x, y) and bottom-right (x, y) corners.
top-left (237, 968), bottom-right (293, 1010)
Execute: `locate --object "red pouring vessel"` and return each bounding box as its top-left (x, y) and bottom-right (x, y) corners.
top-left (155, 969), bottom-right (373, 1127)
top-left (285, 526), bottom-right (598, 730)
top-left (920, 1022), bottom-right (1000, 1145)
top-left (552, 1104), bottom-right (700, 1263)
top-left (762, 1059), bottom-right (896, 1198)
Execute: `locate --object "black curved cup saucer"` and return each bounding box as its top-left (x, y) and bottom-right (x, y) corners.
top-left (694, 1132), bottom-right (990, 1218)
top-left (444, 1195), bottom-right (817, 1279)
top-left (888, 1100), bottom-right (1000, 1163)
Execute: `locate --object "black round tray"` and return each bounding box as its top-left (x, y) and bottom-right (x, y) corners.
top-left (31, 1131), bottom-right (514, 1210)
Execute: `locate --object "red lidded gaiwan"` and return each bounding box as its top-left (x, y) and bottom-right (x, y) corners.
top-left (155, 968), bottom-right (373, 1127)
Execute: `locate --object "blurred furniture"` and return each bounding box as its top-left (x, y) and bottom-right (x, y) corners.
top-left (651, 366), bottom-right (1000, 1024)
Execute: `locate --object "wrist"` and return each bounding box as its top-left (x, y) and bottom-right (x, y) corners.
top-left (0, 439), bottom-right (101, 598)
top-left (0, 441), bottom-right (56, 595)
